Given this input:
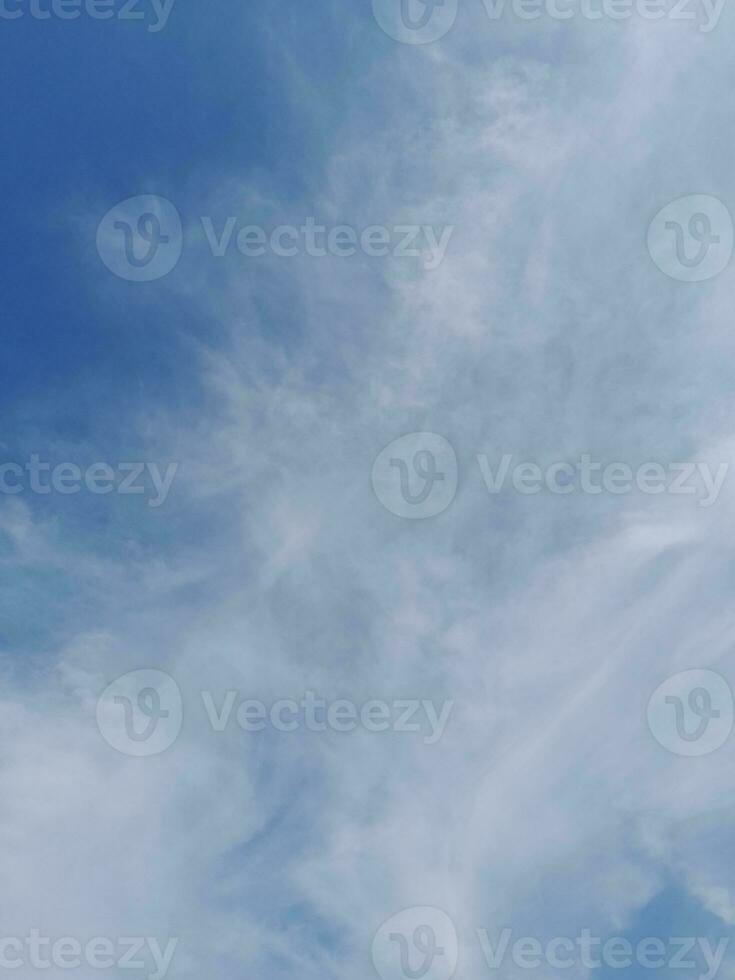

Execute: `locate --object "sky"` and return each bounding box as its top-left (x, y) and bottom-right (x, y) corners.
top-left (1, 1), bottom-right (735, 980)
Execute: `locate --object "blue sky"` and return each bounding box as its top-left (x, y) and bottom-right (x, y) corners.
top-left (1, 2), bottom-right (735, 980)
